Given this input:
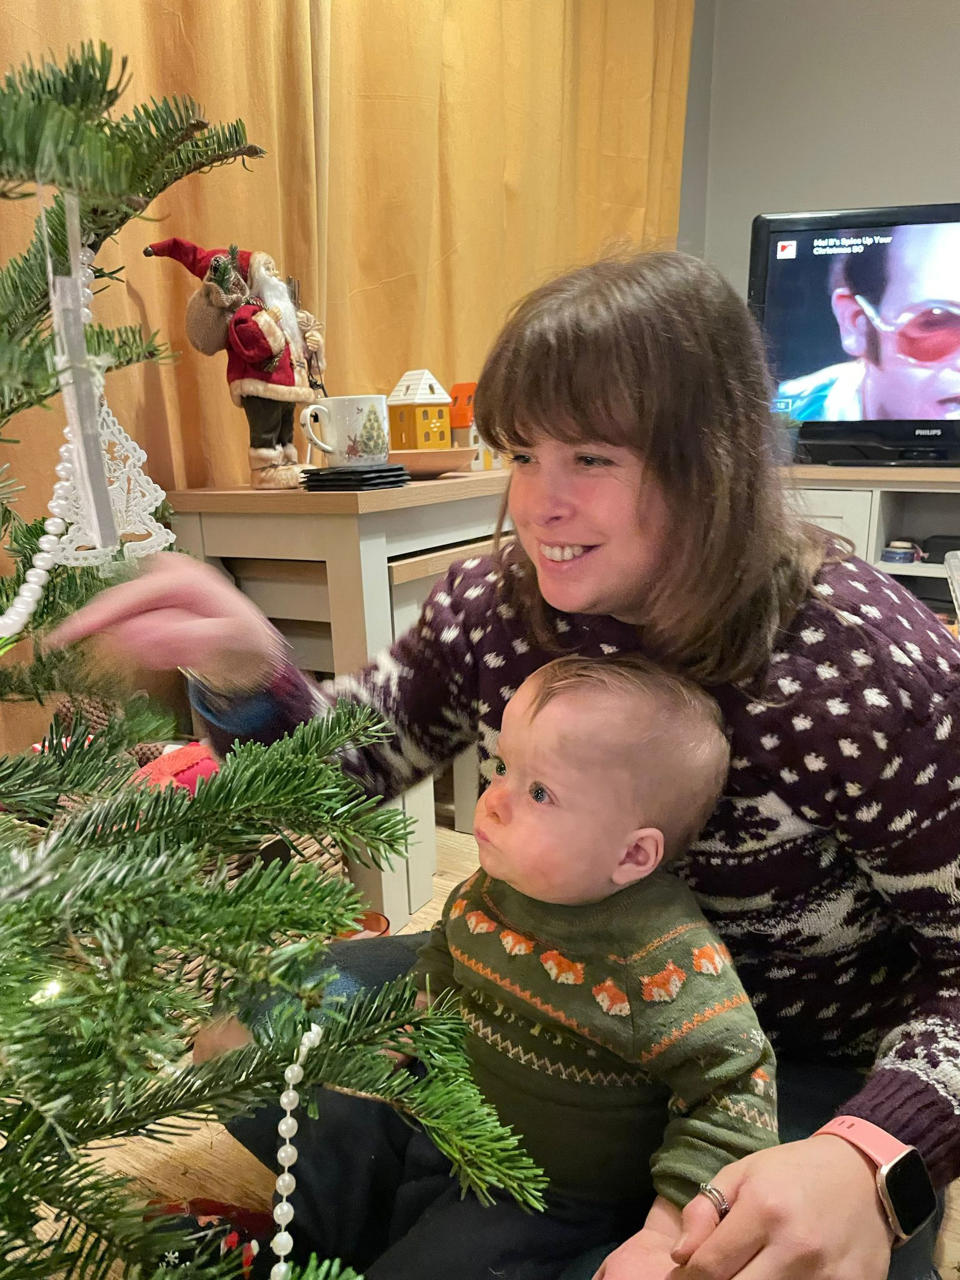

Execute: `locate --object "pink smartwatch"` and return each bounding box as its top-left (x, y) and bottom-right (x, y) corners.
top-left (813, 1116), bottom-right (938, 1243)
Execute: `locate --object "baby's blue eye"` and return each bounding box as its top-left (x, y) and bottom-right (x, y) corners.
top-left (529, 783), bottom-right (548, 804)
top-left (493, 757), bottom-right (506, 776)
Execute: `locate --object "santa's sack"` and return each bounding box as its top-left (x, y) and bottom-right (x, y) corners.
top-left (185, 276), bottom-right (247, 355)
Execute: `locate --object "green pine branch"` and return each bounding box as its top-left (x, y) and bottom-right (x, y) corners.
top-left (0, 701), bottom-right (545, 1279)
top-left (0, 701), bottom-right (175, 821)
top-left (0, 325), bottom-right (168, 433)
top-left (4, 42), bottom-right (127, 121)
top-left (0, 41), bottom-right (263, 440)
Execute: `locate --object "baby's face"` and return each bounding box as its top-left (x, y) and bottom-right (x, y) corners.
top-left (473, 678), bottom-right (645, 904)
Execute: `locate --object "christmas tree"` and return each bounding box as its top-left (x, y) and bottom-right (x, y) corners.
top-left (0, 41), bottom-right (263, 705)
top-left (0, 44), bottom-right (545, 1279)
top-left (0, 705), bottom-right (544, 1278)
top-left (356, 407), bottom-right (387, 459)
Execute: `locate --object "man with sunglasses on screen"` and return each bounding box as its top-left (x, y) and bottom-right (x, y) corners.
top-left (778, 222), bottom-right (960, 421)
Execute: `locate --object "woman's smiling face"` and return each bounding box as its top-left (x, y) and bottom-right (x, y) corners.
top-left (505, 436), bottom-right (669, 623)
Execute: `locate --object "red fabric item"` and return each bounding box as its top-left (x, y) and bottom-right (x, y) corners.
top-left (146, 237), bottom-right (252, 281)
top-left (147, 1198), bottom-right (272, 1276)
top-left (224, 299), bottom-right (316, 405)
top-left (134, 742), bottom-right (220, 794)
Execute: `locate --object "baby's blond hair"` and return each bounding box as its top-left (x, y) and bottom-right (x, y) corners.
top-left (527, 655), bottom-right (729, 860)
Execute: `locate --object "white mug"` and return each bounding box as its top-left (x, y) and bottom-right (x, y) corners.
top-left (300, 395), bottom-right (389, 468)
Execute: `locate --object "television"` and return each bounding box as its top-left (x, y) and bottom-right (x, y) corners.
top-left (747, 203), bottom-right (960, 465)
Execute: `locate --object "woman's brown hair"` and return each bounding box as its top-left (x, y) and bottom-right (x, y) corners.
top-left (474, 250), bottom-right (827, 686)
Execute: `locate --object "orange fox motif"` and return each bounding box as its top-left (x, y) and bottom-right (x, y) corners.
top-left (692, 943), bottom-right (725, 976)
top-left (592, 978), bottom-right (630, 1016)
top-left (500, 930), bottom-right (535, 957)
top-left (541, 950), bottom-right (585, 985)
top-left (449, 898), bottom-right (467, 919)
top-left (750, 1067), bottom-right (772, 1095)
top-left (466, 910), bottom-right (497, 935)
top-left (640, 960), bottom-right (686, 1002)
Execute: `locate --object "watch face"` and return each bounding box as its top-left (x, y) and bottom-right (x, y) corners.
top-left (883, 1148), bottom-right (938, 1239)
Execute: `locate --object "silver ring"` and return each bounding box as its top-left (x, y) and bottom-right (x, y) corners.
top-left (698, 1181), bottom-right (731, 1222)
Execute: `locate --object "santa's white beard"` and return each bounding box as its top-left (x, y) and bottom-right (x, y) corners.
top-left (253, 269), bottom-right (305, 358)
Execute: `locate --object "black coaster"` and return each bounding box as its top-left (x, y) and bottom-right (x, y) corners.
top-left (300, 465), bottom-right (410, 491)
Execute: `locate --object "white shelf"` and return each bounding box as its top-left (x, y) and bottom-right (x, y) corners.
top-left (873, 561), bottom-right (948, 579)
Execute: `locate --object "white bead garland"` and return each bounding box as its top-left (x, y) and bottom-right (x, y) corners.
top-left (0, 242), bottom-right (98, 641)
top-left (269, 1021), bottom-right (322, 1276)
top-left (0, 458), bottom-right (74, 639)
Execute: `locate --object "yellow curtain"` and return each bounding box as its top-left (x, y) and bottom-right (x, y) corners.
top-left (0, 0), bottom-right (692, 513)
top-left (321, 0), bottom-right (694, 397)
top-left (0, 0), bottom-right (323, 513)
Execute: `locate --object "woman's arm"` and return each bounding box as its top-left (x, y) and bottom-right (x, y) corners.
top-left (48, 553), bottom-right (489, 804)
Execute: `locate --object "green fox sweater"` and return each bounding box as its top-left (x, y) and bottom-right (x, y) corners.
top-left (414, 868), bottom-right (778, 1208)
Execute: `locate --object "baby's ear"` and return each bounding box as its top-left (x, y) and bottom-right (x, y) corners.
top-left (611, 828), bottom-right (664, 886)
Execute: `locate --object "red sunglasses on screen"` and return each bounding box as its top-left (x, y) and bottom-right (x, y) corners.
top-left (856, 295), bottom-right (960, 363)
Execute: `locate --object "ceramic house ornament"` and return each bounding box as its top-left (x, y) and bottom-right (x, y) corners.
top-left (387, 368), bottom-right (452, 450)
top-left (450, 381), bottom-right (502, 471)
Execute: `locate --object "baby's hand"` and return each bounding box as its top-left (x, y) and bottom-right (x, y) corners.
top-left (592, 1226), bottom-right (680, 1280)
top-left (384, 989), bottom-right (431, 1067)
top-left (192, 1015), bottom-right (253, 1063)
top-left (593, 1194), bottom-right (684, 1280)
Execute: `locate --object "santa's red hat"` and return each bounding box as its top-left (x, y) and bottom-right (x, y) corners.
top-left (143, 237), bottom-right (253, 280)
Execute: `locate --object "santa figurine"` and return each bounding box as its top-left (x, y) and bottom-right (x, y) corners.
top-left (144, 237), bottom-right (326, 488)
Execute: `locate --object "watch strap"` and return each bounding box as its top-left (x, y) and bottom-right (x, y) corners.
top-left (813, 1115), bottom-right (910, 1167)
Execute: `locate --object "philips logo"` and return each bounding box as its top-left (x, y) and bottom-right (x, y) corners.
top-left (915, 428), bottom-right (943, 437)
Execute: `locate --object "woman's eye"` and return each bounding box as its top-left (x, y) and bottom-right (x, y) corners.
top-left (493, 757), bottom-right (507, 776)
top-left (529, 783), bottom-right (549, 804)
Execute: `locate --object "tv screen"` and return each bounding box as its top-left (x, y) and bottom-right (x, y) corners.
top-left (748, 203), bottom-right (960, 463)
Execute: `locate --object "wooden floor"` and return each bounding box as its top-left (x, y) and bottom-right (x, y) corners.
top-left (97, 821), bottom-right (959, 1272)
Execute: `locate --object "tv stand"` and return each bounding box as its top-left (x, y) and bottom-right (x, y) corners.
top-left (825, 458), bottom-right (958, 468)
top-left (786, 465), bottom-right (960, 603)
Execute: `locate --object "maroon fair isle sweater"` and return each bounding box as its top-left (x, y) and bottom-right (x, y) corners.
top-left (196, 553), bottom-right (960, 1189)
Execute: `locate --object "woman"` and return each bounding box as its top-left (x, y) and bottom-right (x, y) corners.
top-left (51, 251), bottom-right (960, 1279)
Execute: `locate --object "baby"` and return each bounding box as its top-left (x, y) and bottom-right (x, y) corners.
top-left (259, 655), bottom-right (777, 1279)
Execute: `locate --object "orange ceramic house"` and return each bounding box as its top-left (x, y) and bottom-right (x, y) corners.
top-left (450, 379), bottom-right (502, 470)
top-left (387, 369), bottom-right (452, 450)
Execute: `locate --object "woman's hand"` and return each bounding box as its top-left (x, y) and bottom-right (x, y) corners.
top-left (665, 1136), bottom-right (893, 1280)
top-left (45, 553), bottom-right (281, 692)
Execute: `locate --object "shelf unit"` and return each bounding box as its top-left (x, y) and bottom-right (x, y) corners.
top-left (784, 466), bottom-right (960, 609)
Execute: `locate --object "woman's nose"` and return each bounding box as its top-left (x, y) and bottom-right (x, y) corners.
top-left (511, 467), bottom-right (574, 527)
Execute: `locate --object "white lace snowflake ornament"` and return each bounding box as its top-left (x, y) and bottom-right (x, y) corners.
top-left (56, 379), bottom-right (174, 568)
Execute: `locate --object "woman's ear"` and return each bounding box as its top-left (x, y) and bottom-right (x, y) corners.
top-left (611, 827), bottom-right (664, 886)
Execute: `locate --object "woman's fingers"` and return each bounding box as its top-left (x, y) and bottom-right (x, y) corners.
top-left (671, 1192), bottom-right (726, 1265)
top-left (677, 1209), bottom-right (765, 1280)
top-left (44, 554), bottom-right (277, 680)
top-left (46, 555), bottom-right (200, 648)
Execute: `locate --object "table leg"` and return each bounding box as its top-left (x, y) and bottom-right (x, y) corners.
top-left (322, 517), bottom-right (415, 927)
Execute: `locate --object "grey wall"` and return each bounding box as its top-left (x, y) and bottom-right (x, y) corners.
top-left (679, 0), bottom-right (960, 294)
top-left (676, 0), bottom-right (715, 258)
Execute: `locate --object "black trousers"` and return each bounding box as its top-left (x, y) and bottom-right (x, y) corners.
top-left (243, 396), bottom-right (295, 450)
top-left (235, 935), bottom-right (945, 1280)
top-left (234, 1081), bottom-right (643, 1280)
